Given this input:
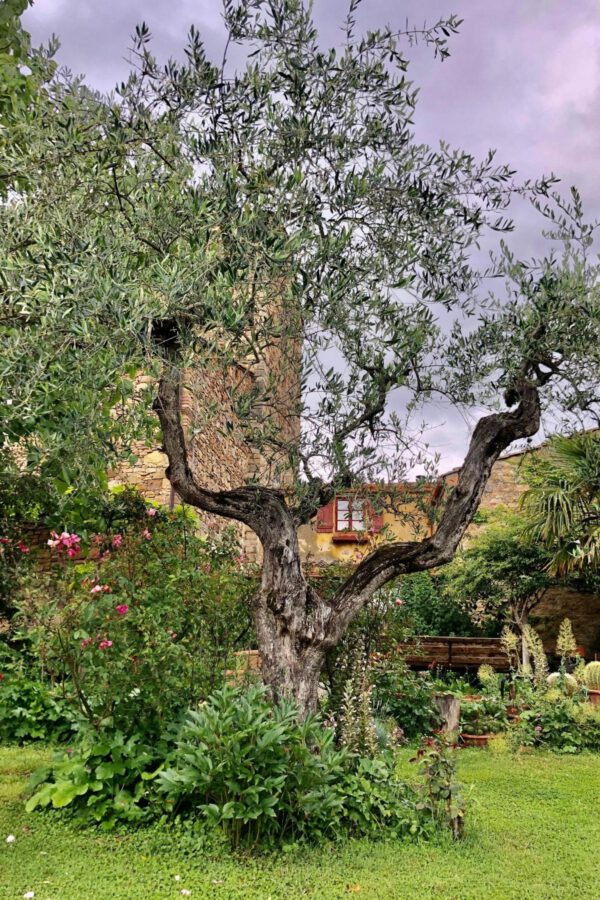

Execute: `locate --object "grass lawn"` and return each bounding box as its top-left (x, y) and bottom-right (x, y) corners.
top-left (0, 745), bottom-right (598, 899)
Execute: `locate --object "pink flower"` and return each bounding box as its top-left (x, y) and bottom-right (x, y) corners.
top-left (534, 725), bottom-right (542, 733)
top-left (115, 604), bottom-right (129, 616)
top-left (146, 507), bottom-right (157, 517)
top-left (81, 638), bottom-right (92, 649)
top-left (111, 534), bottom-right (123, 548)
top-left (102, 584), bottom-right (111, 593)
top-left (90, 584), bottom-right (103, 594)
top-left (98, 639), bottom-right (113, 650)
top-left (91, 534), bottom-right (104, 546)
top-left (395, 598), bottom-right (404, 606)
top-left (47, 531), bottom-right (81, 555)
top-left (141, 529), bottom-right (152, 541)
top-left (17, 541), bottom-right (30, 554)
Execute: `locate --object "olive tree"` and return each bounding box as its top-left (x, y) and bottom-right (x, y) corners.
top-left (1, 0), bottom-right (599, 713)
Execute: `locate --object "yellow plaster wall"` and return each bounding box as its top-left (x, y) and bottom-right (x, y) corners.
top-left (298, 506), bottom-right (426, 565)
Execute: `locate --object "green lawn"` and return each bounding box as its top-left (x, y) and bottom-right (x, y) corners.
top-left (0, 745), bottom-right (598, 900)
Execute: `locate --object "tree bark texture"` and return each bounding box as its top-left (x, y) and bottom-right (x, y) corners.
top-left (155, 364), bottom-right (543, 716)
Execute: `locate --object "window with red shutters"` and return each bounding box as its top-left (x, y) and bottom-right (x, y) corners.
top-left (315, 495), bottom-right (385, 540)
top-left (315, 500), bottom-right (334, 532)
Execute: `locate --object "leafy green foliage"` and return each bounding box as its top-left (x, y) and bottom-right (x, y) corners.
top-left (441, 508), bottom-right (554, 649)
top-left (511, 695), bottom-right (600, 753)
top-left (0, 647), bottom-right (76, 743)
top-left (11, 490), bottom-right (255, 733)
top-left (411, 735), bottom-right (465, 840)
top-left (521, 433), bottom-right (600, 574)
top-left (459, 698), bottom-right (507, 737)
top-left (26, 727), bottom-right (167, 827)
top-left (159, 684), bottom-right (421, 847)
top-left (371, 658), bottom-right (442, 741)
top-left (393, 573), bottom-right (485, 637)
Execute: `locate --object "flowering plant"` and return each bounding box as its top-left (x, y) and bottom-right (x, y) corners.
top-left (14, 490), bottom-right (255, 734)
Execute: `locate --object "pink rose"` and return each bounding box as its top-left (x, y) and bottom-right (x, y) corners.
top-left (115, 604), bottom-right (129, 616)
top-left (141, 529), bottom-right (152, 541)
top-left (146, 507), bottom-right (157, 517)
top-left (98, 639), bottom-right (113, 650)
top-left (17, 541), bottom-right (30, 553)
top-left (90, 584), bottom-right (103, 594)
top-left (111, 534), bottom-right (123, 548)
top-left (81, 638), bottom-right (92, 649)
top-left (395, 598), bottom-right (404, 606)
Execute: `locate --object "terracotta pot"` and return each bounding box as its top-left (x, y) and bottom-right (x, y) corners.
top-left (587, 689), bottom-right (600, 707)
top-left (506, 705), bottom-right (520, 720)
top-left (461, 733), bottom-right (493, 748)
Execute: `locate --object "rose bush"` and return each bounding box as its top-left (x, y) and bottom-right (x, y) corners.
top-left (10, 489), bottom-right (255, 738)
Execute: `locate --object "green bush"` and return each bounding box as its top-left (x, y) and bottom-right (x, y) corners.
top-left (159, 684), bottom-right (421, 848)
top-left (12, 492), bottom-right (255, 735)
top-left (372, 658), bottom-right (441, 740)
top-left (511, 695), bottom-right (600, 753)
top-left (26, 726), bottom-right (169, 827)
top-left (0, 669), bottom-right (76, 743)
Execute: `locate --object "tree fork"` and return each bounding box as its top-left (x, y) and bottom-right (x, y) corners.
top-left (156, 365), bottom-right (543, 716)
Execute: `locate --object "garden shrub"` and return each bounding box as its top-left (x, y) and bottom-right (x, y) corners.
top-left (26, 725), bottom-right (169, 827)
top-left (158, 684), bottom-right (422, 848)
top-left (411, 735), bottom-right (465, 840)
top-left (371, 657), bottom-right (441, 740)
top-left (0, 654), bottom-right (77, 743)
top-left (510, 695), bottom-right (600, 754)
top-left (12, 491), bottom-right (255, 735)
top-left (25, 684), bottom-right (463, 845)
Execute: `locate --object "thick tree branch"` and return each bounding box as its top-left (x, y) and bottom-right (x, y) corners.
top-left (154, 363), bottom-right (292, 544)
top-left (327, 379), bottom-right (542, 641)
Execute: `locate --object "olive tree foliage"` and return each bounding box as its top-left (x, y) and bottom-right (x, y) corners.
top-left (1, 0), bottom-right (599, 712)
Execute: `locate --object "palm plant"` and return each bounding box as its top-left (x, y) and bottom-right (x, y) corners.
top-left (521, 433), bottom-right (600, 574)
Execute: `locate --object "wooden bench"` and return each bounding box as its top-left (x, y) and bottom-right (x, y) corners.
top-left (400, 636), bottom-right (509, 671)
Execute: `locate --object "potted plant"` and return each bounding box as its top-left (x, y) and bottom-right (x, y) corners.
top-left (582, 661), bottom-right (600, 706)
top-left (460, 697), bottom-right (507, 747)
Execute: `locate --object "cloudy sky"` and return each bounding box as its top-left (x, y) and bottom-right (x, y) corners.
top-left (23, 1), bottom-right (600, 469)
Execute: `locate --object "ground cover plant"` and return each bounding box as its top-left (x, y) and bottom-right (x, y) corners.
top-left (2, 745), bottom-right (599, 899)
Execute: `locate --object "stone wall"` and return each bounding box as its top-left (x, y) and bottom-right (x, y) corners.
top-left (111, 331), bottom-right (300, 565)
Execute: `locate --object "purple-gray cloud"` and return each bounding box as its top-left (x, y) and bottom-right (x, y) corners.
top-left (23, 1), bottom-right (600, 469)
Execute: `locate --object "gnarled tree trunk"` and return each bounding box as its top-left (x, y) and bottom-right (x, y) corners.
top-left (155, 364), bottom-right (545, 717)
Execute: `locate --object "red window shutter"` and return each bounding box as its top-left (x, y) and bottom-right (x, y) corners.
top-left (366, 501), bottom-right (384, 533)
top-left (316, 501), bottom-right (334, 532)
